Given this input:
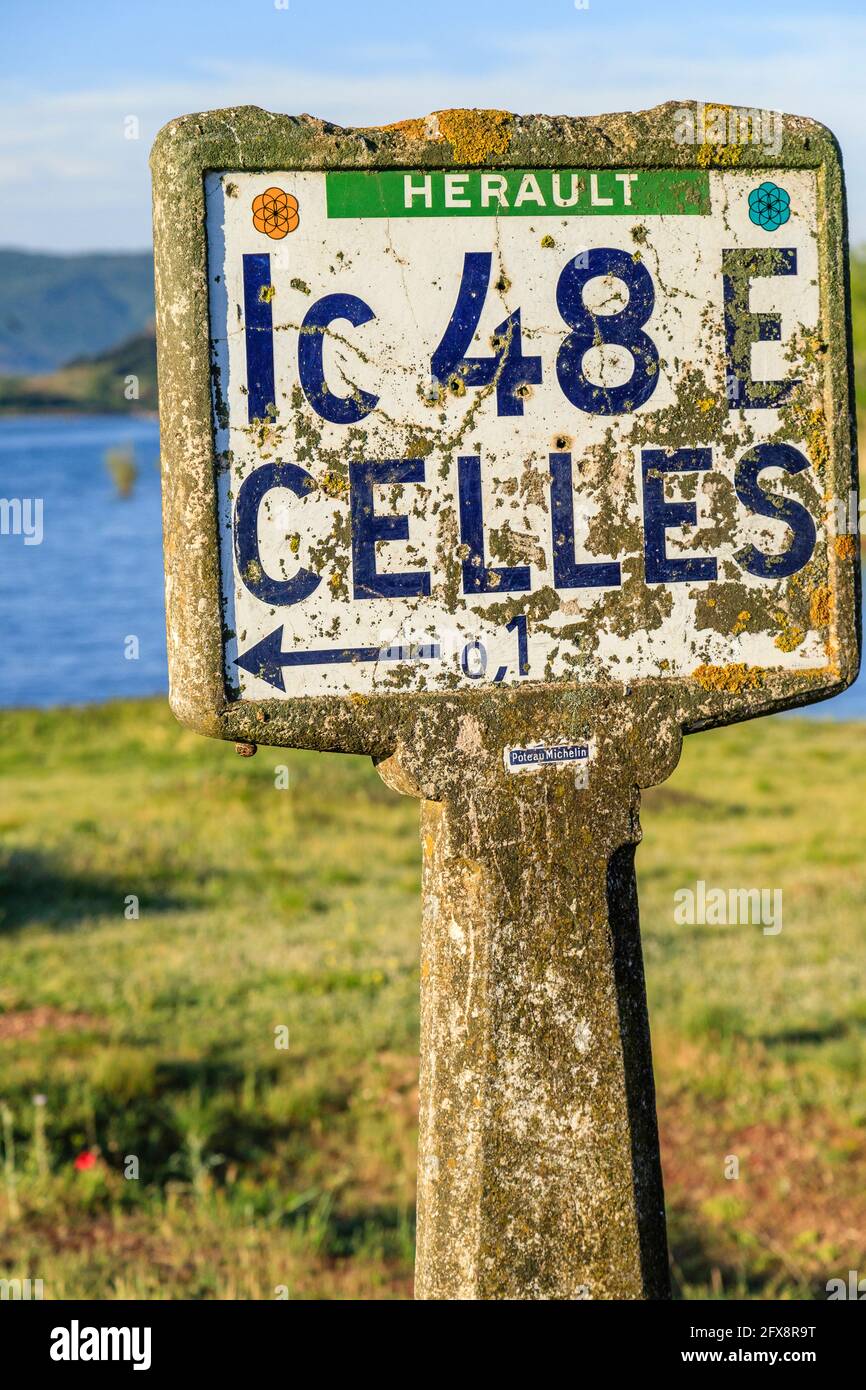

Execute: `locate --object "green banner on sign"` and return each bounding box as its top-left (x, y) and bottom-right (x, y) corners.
top-left (326, 168), bottom-right (710, 219)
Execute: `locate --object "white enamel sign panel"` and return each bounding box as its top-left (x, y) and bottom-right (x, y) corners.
top-left (205, 166), bottom-right (832, 699)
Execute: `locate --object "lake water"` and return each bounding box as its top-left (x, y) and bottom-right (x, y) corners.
top-left (0, 414), bottom-right (862, 715)
top-left (0, 415), bottom-right (166, 708)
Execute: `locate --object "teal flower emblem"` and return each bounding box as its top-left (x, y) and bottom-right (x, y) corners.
top-left (748, 182), bottom-right (791, 232)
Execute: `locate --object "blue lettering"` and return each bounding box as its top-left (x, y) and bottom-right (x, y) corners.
top-left (550, 451), bottom-right (621, 588)
top-left (457, 455), bottom-right (531, 593)
top-left (235, 463), bottom-right (320, 605)
top-left (299, 293), bottom-right (379, 425)
top-left (349, 459), bottom-right (431, 600)
top-left (432, 252), bottom-right (542, 415)
top-left (242, 253), bottom-right (276, 423)
top-left (723, 248), bottom-right (797, 409)
top-left (556, 248), bottom-right (659, 415)
top-left (734, 443), bottom-right (816, 577)
top-left (642, 448), bottom-right (718, 584)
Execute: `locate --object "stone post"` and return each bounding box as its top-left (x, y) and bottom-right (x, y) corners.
top-left (376, 696), bottom-right (681, 1300)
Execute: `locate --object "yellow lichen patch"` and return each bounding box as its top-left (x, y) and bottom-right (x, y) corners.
top-left (806, 410), bottom-right (829, 474)
top-left (775, 625), bottom-right (805, 652)
top-left (377, 116), bottom-right (429, 142)
top-left (692, 662), bottom-right (764, 693)
top-left (731, 610), bottom-right (751, 636)
top-left (790, 662), bottom-right (840, 682)
top-left (696, 141), bottom-right (741, 168)
top-left (436, 108), bottom-right (513, 164)
top-left (405, 435), bottom-right (434, 459)
top-left (810, 585), bottom-right (833, 627)
top-left (698, 396), bottom-right (716, 412)
top-left (319, 469), bottom-right (350, 499)
top-left (790, 404), bottom-right (829, 475)
top-left (835, 534), bottom-right (857, 559)
top-left (258, 283), bottom-right (276, 304)
top-left (773, 606), bottom-right (805, 652)
top-left (372, 109), bottom-right (513, 164)
top-left (695, 104), bottom-right (742, 167)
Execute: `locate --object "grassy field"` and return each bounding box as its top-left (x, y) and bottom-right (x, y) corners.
top-left (0, 699), bottom-right (864, 1300)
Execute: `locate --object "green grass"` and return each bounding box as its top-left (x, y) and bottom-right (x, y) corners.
top-left (0, 700), bottom-right (864, 1299)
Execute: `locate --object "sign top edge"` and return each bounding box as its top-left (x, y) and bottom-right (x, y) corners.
top-left (149, 102), bottom-right (843, 178)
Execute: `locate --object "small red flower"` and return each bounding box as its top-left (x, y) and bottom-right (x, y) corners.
top-left (74, 1149), bottom-right (97, 1171)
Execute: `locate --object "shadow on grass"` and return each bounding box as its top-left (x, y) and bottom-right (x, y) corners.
top-left (643, 786), bottom-right (748, 818)
top-left (155, 1057), bottom-right (250, 1092)
top-left (757, 1022), bottom-right (850, 1047)
top-left (668, 1204), bottom-right (816, 1299)
top-left (0, 848), bottom-right (189, 934)
top-left (302, 1199), bottom-right (416, 1263)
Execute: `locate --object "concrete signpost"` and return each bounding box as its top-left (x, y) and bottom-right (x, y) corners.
top-left (151, 104), bottom-right (859, 1300)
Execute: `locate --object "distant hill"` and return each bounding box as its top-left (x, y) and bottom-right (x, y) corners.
top-left (0, 249), bottom-right (154, 374)
top-left (0, 327), bottom-right (157, 414)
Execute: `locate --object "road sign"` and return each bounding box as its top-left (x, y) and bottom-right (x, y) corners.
top-left (216, 163), bottom-right (842, 706)
top-left (152, 104), bottom-right (859, 1299)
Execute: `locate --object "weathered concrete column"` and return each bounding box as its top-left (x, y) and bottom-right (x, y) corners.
top-left (377, 699), bottom-right (681, 1300)
top-left (414, 790), bottom-right (665, 1300)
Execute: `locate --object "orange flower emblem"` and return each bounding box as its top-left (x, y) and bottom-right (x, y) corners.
top-left (252, 187), bottom-right (299, 240)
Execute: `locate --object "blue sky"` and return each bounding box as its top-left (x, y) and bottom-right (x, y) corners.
top-left (2, 0), bottom-right (865, 251)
